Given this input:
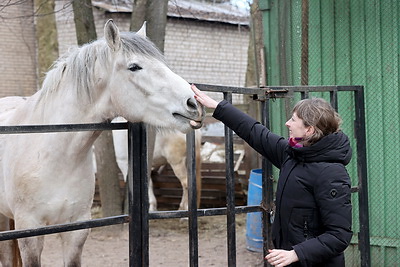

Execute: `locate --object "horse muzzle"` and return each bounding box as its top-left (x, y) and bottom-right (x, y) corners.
top-left (189, 101), bottom-right (205, 129)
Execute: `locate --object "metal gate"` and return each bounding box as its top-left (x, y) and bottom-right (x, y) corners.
top-left (0, 84), bottom-right (368, 267)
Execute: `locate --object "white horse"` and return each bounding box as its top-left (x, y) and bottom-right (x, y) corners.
top-left (112, 117), bottom-right (202, 211)
top-left (0, 20), bottom-right (204, 266)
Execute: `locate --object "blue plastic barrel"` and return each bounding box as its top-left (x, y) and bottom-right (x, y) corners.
top-left (246, 168), bottom-right (263, 252)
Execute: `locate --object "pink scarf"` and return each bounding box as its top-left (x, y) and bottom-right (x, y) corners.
top-left (289, 137), bottom-right (303, 148)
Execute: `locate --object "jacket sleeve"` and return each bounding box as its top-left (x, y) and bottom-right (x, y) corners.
top-left (213, 100), bottom-right (287, 168)
top-left (293, 164), bottom-right (353, 263)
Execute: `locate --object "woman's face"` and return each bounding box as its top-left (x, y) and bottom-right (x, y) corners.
top-left (285, 112), bottom-right (313, 139)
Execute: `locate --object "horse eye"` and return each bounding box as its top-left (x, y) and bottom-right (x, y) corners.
top-left (128, 64), bottom-right (142, 72)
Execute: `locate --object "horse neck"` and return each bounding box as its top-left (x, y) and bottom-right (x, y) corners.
top-left (19, 87), bottom-right (111, 156)
top-left (36, 82), bottom-right (113, 124)
top-left (37, 41), bottom-right (116, 125)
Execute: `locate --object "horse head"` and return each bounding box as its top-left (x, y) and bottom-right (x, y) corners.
top-left (103, 20), bottom-right (205, 133)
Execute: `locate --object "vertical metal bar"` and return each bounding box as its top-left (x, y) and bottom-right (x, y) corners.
top-left (261, 98), bottom-right (274, 267)
top-left (354, 87), bottom-right (371, 267)
top-left (128, 122), bottom-right (148, 267)
top-left (223, 92), bottom-right (236, 267)
top-left (330, 90), bottom-right (338, 111)
top-left (186, 130), bottom-right (199, 267)
top-left (301, 91), bottom-right (309, 99)
top-left (301, 0), bottom-right (309, 86)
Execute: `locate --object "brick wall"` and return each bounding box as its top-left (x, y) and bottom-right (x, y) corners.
top-left (164, 18), bottom-right (249, 103)
top-left (165, 18), bottom-right (249, 88)
top-left (0, 3), bottom-right (37, 97)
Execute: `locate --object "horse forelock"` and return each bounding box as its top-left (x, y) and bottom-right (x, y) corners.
top-left (38, 32), bottom-right (166, 105)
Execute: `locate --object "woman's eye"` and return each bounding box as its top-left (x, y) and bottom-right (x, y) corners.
top-left (128, 64), bottom-right (142, 72)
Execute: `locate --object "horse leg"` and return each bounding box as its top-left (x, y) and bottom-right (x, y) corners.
top-left (60, 229), bottom-right (89, 267)
top-left (148, 178), bottom-right (157, 211)
top-left (0, 215), bottom-right (13, 267)
top-left (147, 125), bottom-right (157, 211)
top-left (168, 161), bottom-right (190, 210)
top-left (17, 236), bottom-right (44, 267)
top-left (172, 145), bottom-right (202, 210)
top-left (168, 147), bottom-right (202, 210)
top-left (195, 151), bottom-right (202, 209)
top-left (12, 216), bottom-right (46, 267)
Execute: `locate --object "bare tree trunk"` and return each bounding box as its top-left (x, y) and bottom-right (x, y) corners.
top-left (35, 0), bottom-right (58, 87)
top-left (244, 0), bottom-right (263, 174)
top-left (93, 132), bottom-right (123, 215)
top-left (146, 0), bottom-right (168, 51)
top-left (94, 131), bottom-right (123, 218)
top-left (72, 0), bottom-right (96, 44)
top-left (130, 0), bottom-right (148, 32)
top-left (130, 0), bottom-right (168, 51)
top-left (72, 0), bottom-right (123, 219)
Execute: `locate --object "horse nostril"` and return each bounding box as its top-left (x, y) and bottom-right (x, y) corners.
top-left (187, 98), bottom-right (197, 110)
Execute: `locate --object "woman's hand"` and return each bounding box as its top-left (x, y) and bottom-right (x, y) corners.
top-left (191, 84), bottom-right (219, 109)
top-left (265, 249), bottom-right (299, 267)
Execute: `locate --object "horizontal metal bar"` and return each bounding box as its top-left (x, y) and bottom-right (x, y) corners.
top-left (268, 85), bottom-right (364, 92)
top-left (195, 83), bottom-right (363, 94)
top-left (0, 215), bottom-right (130, 241)
top-left (351, 186), bottom-right (359, 193)
top-left (0, 122), bottom-right (128, 134)
top-left (195, 83), bottom-right (266, 95)
top-left (0, 206), bottom-right (262, 241)
top-left (196, 83), bottom-right (364, 93)
top-left (148, 205), bottom-right (262, 220)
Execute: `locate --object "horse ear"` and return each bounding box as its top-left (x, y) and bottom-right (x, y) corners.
top-left (104, 19), bottom-right (121, 52)
top-left (136, 21), bottom-right (147, 37)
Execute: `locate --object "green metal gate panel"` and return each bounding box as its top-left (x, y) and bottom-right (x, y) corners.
top-left (260, 0), bottom-right (400, 265)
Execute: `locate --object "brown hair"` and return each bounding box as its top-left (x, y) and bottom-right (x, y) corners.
top-left (293, 98), bottom-right (342, 146)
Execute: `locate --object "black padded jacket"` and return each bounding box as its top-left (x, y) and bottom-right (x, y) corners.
top-left (213, 100), bottom-right (353, 267)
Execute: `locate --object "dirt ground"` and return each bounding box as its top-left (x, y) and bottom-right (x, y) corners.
top-left (41, 213), bottom-right (265, 267)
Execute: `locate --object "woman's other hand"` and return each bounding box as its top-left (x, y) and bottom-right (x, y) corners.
top-left (265, 249), bottom-right (299, 267)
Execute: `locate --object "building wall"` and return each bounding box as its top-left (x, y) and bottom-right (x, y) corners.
top-left (164, 18), bottom-right (249, 103)
top-left (0, 3), bottom-right (37, 97)
top-left (164, 18), bottom-right (249, 88)
top-left (54, 2), bottom-right (249, 103)
top-left (0, 2), bottom-right (249, 103)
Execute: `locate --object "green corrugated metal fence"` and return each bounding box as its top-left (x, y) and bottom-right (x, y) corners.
top-left (259, 0), bottom-right (400, 266)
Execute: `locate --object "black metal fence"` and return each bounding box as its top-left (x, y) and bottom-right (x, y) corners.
top-left (0, 84), bottom-right (368, 267)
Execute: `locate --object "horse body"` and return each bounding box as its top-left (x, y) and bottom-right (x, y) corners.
top-left (112, 118), bottom-right (202, 211)
top-left (0, 20), bottom-right (203, 266)
top-left (151, 129), bottom-right (202, 210)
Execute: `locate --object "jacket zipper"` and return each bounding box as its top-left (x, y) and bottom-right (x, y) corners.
top-left (303, 219), bottom-right (309, 239)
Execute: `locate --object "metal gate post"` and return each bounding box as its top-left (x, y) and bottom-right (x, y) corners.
top-left (187, 130), bottom-right (199, 267)
top-left (261, 98), bottom-right (274, 267)
top-left (128, 122), bottom-right (149, 266)
top-left (354, 88), bottom-right (371, 267)
top-left (224, 92), bottom-right (237, 267)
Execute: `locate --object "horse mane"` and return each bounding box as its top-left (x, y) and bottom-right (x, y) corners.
top-left (38, 32), bottom-right (166, 104)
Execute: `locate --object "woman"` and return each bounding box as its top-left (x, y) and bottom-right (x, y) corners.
top-left (192, 85), bottom-right (353, 267)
